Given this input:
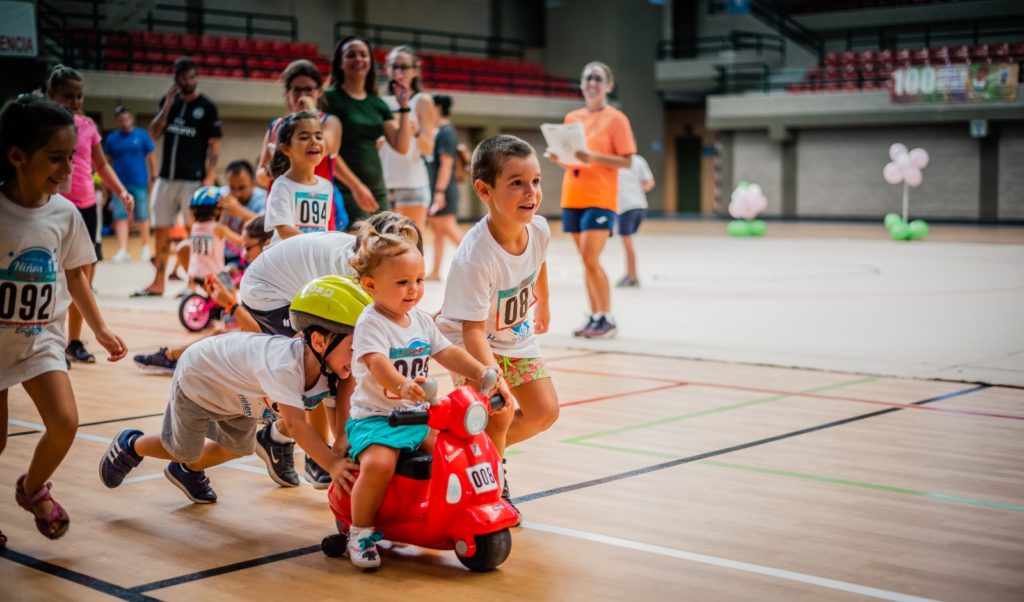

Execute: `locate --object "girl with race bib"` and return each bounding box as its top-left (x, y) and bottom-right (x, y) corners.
top-left (436, 135), bottom-right (557, 521)
top-left (344, 218), bottom-right (504, 569)
top-left (264, 111), bottom-right (335, 245)
top-left (185, 186), bottom-right (243, 290)
top-left (0, 97), bottom-right (127, 546)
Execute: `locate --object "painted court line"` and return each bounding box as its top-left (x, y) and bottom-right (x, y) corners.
top-left (0, 548), bottom-right (158, 602)
top-left (549, 366), bottom-right (1024, 421)
top-left (523, 521), bottom-right (938, 602)
top-left (702, 461), bottom-right (1024, 513)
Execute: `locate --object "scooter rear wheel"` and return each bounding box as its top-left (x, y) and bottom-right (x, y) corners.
top-left (322, 533), bottom-right (348, 558)
top-left (456, 529), bottom-right (511, 572)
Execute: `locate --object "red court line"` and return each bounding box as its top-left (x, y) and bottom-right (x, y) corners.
top-left (560, 383), bottom-right (687, 407)
top-left (549, 366), bottom-right (1024, 421)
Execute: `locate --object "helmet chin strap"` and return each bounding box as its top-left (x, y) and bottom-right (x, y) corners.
top-left (306, 330), bottom-right (347, 388)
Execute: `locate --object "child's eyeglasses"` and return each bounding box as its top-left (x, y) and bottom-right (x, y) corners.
top-left (289, 86), bottom-right (318, 95)
top-left (584, 75), bottom-right (605, 83)
top-left (390, 64), bottom-right (414, 71)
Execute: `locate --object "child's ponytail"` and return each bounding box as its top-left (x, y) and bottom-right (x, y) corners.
top-left (0, 96), bottom-right (75, 183)
top-left (45, 64), bottom-right (83, 94)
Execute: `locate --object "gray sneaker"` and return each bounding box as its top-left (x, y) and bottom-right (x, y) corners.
top-left (582, 315), bottom-right (617, 339)
top-left (254, 423), bottom-right (300, 487)
top-left (573, 315), bottom-right (596, 337)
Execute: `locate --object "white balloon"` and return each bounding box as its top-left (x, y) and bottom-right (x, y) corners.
top-left (883, 162), bottom-right (902, 184)
top-left (909, 148), bottom-right (929, 169)
top-left (889, 143), bottom-right (908, 161)
top-left (749, 184), bottom-right (763, 197)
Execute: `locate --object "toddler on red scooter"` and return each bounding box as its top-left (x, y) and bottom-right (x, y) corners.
top-left (345, 217), bottom-right (513, 569)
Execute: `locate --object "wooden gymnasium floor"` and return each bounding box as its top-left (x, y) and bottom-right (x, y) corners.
top-left (2, 221), bottom-right (1023, 601)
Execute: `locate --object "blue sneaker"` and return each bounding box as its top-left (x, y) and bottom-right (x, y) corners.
top-left (164, 462), bottom-right (217, 504)
top-left (99, 429), bottom-right (144, 488)
top-left (133, 347), bottom-right (177, 375)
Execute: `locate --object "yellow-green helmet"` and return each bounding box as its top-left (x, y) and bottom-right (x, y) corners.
top-left (289, 275), bottom-right (371, 336)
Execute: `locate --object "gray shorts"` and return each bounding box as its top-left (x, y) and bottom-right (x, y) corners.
top-left (151, 178), bottom-right (201, 228)
top-left (161, 385), bottom-right (258, 463)
top-left (388, 186), bottom-right (430, 208)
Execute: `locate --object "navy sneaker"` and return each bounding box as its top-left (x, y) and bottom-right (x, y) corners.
top-left (304, 454), bottom-right (331, 490)
top-left (133, 347), bottom-right (177, 375)
top-left (501, 458), bottom-right (522, 526)
top-left (164, 462), bottom-right (217, 504)
top-left (255, 422), bottom-right (300, 487)
top-left (99, 429), bottom-right (144, 488)
top-left (66, 339), bottom-right (96, 363)
top-left (582, 315), bottom-right (617, 339)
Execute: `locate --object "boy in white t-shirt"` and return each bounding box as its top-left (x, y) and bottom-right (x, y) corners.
top-left (616, 154), bottom-right (654, 288)
top-left (99, 277), bottom-right (368, 503)
top-left (436, 134), bottom-right (558, 519)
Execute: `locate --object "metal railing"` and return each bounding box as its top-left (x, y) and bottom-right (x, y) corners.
top-left (334, 21), bottom-right (525, 59)
top-left (714, 62), bottom-right (773, 93)
top-left (709, 0), bottom-right (824, 62)
top-left (658, 30), bottom-right (785, 60)
top-left (143, 3), bottom-right (297, 40)
top-left (830, 17), bottom-right (1024, 52)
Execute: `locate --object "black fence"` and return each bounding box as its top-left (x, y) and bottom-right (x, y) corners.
top-left (658, 31), bottom-right (786, 60)
top-left (334, 21), bottom-right (525, 59)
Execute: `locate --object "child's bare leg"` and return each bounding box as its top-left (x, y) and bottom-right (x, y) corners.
top-left (67, 262), bottom-right (96, 341)
top-left (621, 234), bottom-right (638, 281)
top-left (133, 434), bottom-right (179, 460)
top-left (20, 371), bottom-right (79, 515)
top-left (176, 241), bottom-right (190, 276)
top-left (133, 434), bottom-right (239, 470)
top-left (1, 389), bottom-right (9, 457)
top-left (505, 377), bottom-right (559, 447)
top-left (485, 403), bottom-right (514, 457)
top-left (351, 445), bottom-right (398, 527)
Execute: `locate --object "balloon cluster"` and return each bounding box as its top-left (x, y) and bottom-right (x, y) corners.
top-left (727, 181), bottom-right (767, 237)
top-left (884, 213), bottom-right (929, 240)
top-left (883, 143), bottom-right (928, 187)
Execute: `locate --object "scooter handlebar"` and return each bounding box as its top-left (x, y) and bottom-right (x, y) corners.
top-left (387, 407), bottom-right (430, 427)
top-left (489, 393), bottom-right (505, 412)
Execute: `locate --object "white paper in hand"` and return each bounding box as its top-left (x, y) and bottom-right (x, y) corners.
top-left (541, 122), bottom-right (588, 166)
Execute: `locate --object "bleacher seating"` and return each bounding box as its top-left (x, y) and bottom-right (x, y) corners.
top-left (786, 42), bottom-right (1023, 94)
top-left (83, 29), bottom-right (576, 97)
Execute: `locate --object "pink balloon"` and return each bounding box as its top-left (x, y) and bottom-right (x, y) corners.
top-left (889, 143), bottom-right (908, 161)
top-left (909, 148), bottom-right (929, 169)
top-left (883, 162), bottom-right (902, 184)
top-left (753, 195), bottom-right (768, 214)
top-left (728, 198), bottom-right (746, 220)
top-left (904, 168), bottom-right (922, 187)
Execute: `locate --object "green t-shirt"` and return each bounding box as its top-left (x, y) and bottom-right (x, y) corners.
top-left (324, 87), bottom-right (393, 223)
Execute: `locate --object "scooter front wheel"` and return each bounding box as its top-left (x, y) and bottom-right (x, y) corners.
top-left (322, 533), bottom-right (348, 558)
top-left (456, 529), bottom-right (511, 572)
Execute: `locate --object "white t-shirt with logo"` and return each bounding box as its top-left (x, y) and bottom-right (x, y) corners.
top-left (174, 332), bottom-right (329, 419)
top-left (240, 231), bottom-right (357, 312)
top-left (617, 154), bottom-right (653, 214)
top-left (437, 214), bottom-right (549, 358)
top-left (350, 305), bottom-right (452, 419)
top-left (264, 174), bottom-right (334, 245)
top-left (0, 193), bottom-right (95, 390)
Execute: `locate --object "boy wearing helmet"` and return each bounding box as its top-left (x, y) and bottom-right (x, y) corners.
top-left (98, 276), bottom-right (367, 504)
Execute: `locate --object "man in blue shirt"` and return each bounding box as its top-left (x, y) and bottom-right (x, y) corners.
top-left (219, 160), bottom-right (267, 268)
top-left (104, 106), bottom-right (157, 263)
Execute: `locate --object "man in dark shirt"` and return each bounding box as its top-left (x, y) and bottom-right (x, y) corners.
top-left (134, 57), bottom-right (223, 297)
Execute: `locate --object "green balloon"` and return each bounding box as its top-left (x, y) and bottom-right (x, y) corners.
top-left (727, 220), bottom-right (751, 237)
top-left (909, 219), bottom-right (929, 239)
top-left (884, 213), bottom-right (903, 230)
top-left (748, 220), bottom-right (766, 236)
top-left (890, 222), bottom-right (911, 240)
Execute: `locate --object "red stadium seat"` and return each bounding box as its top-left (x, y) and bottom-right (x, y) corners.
top-left (911, 47), bottom-right (930, 65)
top-left (841, 51), bottom-right (857, 67)
top-left (824, 52), bottom-right (840, 67)
top-left (972, 44), bottom-right (991, 63)
top-left (992, 42), bottom-right (1010, 61)
top-left (951, 44), bottom-right (971, 63)
top-left (895, 48), bottom-right (911, 65)
top-left (877, 48), bottom-right (893, 64)
top-left (930, 46), bottom-right (950, 65)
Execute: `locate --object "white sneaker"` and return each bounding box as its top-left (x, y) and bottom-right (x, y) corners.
top-left (112, 249), bottom-right (131, 264)
top-left (140, 246), bottom-right (153, 263)
top-left (348, 526), bottom-right (383, 569)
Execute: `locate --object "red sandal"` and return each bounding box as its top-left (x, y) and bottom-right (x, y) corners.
top-left (15, 474), bottom-right (70, 540)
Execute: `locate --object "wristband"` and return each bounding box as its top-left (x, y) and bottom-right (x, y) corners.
top-left (395, 107), bottom-right (411, 113)
top-left (226, 302), bottom-right (238, 316)
top-left (434, 188), bottom-right (445, 194)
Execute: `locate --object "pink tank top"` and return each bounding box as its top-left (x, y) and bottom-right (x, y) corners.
top-left (187, 220), bottom-right (225, 280)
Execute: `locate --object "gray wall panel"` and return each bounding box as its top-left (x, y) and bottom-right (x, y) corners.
top-left (731, 132), bottom-right (783, 216)
top-left (796, 126), bottom-right (980, 219)
top-left (998, 123), bottom-right (1024, 220)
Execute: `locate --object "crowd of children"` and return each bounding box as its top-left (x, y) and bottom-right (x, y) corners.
top-left (1, 52), bottom-right (644, 571)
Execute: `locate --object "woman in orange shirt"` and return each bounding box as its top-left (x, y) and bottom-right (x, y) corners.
top-left (546, 61), bottom-right (636, 338)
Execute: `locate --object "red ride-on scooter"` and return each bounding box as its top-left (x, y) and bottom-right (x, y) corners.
top-left (322, 372), bottom-right (519, 571)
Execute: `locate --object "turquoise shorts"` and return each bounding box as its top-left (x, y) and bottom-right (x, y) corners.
top-left (346, 416), bottom-right (429, 460)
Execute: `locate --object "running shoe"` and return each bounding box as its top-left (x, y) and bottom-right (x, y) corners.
top-left (254, 423), bottom-right (300, 487)
top-left (133, 348), bottom-right (177, 375)
top-left (66, 340), bottom-right (96, 363)
top-left (164, 462), bottom-right (217, 503)
top-left (99, 429), bottom-right (144, 488)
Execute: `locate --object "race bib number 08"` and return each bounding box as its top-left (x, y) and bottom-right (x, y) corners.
top-left (495, 272), bottom-right (537, 332)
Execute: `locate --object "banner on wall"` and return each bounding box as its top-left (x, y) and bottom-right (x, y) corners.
top-left (891, 63), bottom-right (1018, 103)
top-left (0, 1), bottom-right (37, 58)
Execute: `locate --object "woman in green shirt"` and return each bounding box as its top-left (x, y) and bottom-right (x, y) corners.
top-left (324, 35), bottom-right (413, 225)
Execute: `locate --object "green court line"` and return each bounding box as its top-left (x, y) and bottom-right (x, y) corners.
top-left (702, 460), bottom-right (1024, 513)
top-left (561, 376), bottom-right (880, 446)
